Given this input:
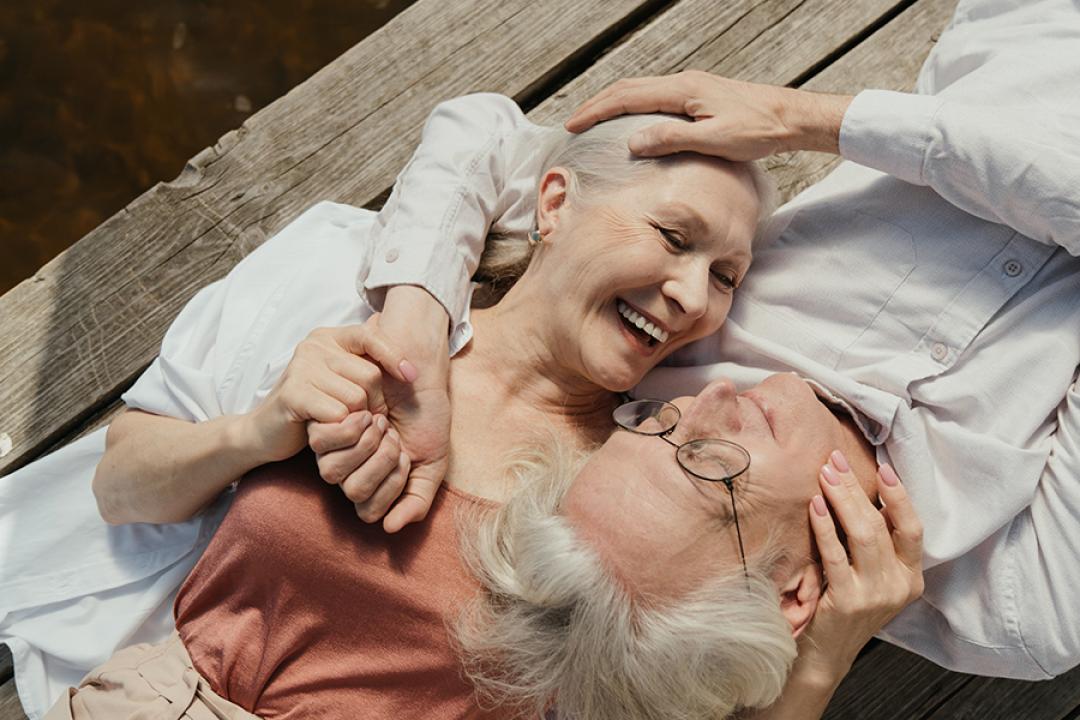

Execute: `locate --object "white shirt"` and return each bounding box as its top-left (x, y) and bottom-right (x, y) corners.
top-left (1, 1), bottom-right (1078, 716)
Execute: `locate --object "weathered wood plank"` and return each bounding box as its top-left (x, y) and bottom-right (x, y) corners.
top-left (770, 0), bottom-right (959, 200)
top-left (824, 641), bottom-right (974, 719)
top-left (922, 665), bottom-right (1080, 720)
top-left (0, 645), bottom-right (11, 685)
top-left (0, 0), bottom-right (670, 476)
top-left (0, 679), bottom-right (26, 720)
top-left (532, 0), bottom-right (914, 124)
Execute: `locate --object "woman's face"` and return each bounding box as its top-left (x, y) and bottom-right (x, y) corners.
top-left (533, 156), bottom-right (760, 392)
top-left (561, 375), bottom-right (863, 599)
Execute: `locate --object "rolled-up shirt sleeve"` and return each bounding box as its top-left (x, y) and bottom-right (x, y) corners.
top-left (838, 0), bottom-right (1080, 255)
top-left (362, 93), bottom-right (546, 327)
top-left (839, 90), bottom-right (1080, 255)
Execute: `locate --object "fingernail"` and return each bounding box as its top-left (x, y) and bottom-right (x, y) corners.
top-left (398, 359), bottom-right (418, 383)
top-left (879, 463), bottom-right (900, 487)
top-left (822, 464), bottom-right (841, 486)
top-left (830, 450), bottom-right (850, 473)
top-left (357, 412), bottom-right (372, 429)
top-left (811, 495), bottom-right (829, 516)
top-left (388, 427), bottom-right (399, 442)
top-left (375, 414), bottom-right (388, 432)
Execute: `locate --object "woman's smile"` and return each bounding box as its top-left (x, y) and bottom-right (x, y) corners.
top-left (615, 298), bottom-right (668, 358)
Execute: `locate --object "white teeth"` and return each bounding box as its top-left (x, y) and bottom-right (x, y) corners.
top-left (617, 300), bottom-right (669, 344)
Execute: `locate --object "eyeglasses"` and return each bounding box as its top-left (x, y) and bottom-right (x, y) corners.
top-left (613, 398), bottom-right (751, 576)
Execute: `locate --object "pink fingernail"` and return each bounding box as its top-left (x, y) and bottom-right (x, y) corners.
top-left (879, 464), bottom-right (900, 487)
top-left (375, 414), bottom-right (388, 432)
top-left (357, 412), bottom-right (372, 429)
top-left (822, 464), bottom-right (841, 486)
top-left (398, 360), bottom-right (418, 383)
top-left (811, 495), bottom-right (829, 517)
top-left (830, 450), bottom-right (850, 472)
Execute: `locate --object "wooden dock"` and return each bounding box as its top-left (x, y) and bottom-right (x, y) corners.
top-left (3, 0), bottom-right (1079, 717)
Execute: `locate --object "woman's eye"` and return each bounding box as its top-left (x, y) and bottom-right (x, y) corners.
top-left (656, 225), bottom-right (687, 250)
top-left (712, 270), bottom-right (737, 290)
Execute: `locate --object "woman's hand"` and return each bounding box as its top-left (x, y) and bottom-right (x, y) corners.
top-left (800, 451), bottom-right (925, 687)
top-left (307, 292), bottom-right (454, 533)
top-left (563, 71), bottom-right (852, 160)
top-left (749, 453), bottom-right (923, 720)
top-left (243, 321), bottom-right (416, 464)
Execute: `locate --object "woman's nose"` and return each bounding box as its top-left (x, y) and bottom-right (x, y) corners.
top-left (663, 264), bottom-right (710, 321)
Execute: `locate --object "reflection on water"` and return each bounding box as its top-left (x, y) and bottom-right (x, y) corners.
top-left (0, 0), bottom-right (415, 295)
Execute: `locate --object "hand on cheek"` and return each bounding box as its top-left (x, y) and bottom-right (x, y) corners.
top-left (800, 451), bottom-right (925, 681)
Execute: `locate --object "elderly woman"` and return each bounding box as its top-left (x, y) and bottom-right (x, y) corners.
top-left (21, 99), bottom-right (919, 720)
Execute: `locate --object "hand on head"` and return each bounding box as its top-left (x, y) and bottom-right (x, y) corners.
top-left (564, 70), bottom-right (852, 159)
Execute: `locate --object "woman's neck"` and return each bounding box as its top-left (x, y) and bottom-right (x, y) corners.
top-left (452, 303), bottom-right (618, 436)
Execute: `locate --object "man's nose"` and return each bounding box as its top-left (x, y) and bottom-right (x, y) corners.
top-left (681, 377), bottom-right (742, 437)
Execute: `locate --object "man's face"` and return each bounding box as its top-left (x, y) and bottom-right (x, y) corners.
top-left (562, 374), bottom-right (857, 599)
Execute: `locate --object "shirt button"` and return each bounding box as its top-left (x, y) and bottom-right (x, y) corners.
top-left (384, 248), bottom-right (400, 263)
top-left (1002, 259), bottom-right (1022, 277)
top-left (931, 342), bottom-right (949, 362)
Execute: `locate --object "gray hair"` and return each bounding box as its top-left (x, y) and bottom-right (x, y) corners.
top-left (473, 115), bottom-right (778, 307)
top-left (455, 443), bottom-right (797, 720)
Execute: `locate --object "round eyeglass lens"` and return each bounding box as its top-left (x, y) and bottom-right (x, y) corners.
top-left (676, 439), bottom-right (751, 482)
top-left (613, 400), bottom-right (681, 435)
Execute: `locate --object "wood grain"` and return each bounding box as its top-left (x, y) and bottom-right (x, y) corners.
top-left (770, 0), bottom-right (959, 201)
top-left (0, 680), bottom-right (25, 720)
top-left (824, 641), bottom-right (974, 719)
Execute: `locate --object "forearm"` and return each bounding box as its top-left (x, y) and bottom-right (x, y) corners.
top-left (779, 89), bottom-right (853, 155)
top-left (93, 409), bottom-right (271, 525)
top-left (745, 662), bottom-right (843, 720)
top-left (378, 285), bottom-right (450, 377)
top-left (745, 630), bottom-right (855, 720)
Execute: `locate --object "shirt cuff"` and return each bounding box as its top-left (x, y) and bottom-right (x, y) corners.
top-left (361, 243), bottom-right (474, 328)
top-left (838, 89), bottom-right (945, 186)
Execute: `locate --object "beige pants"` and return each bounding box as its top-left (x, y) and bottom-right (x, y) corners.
top-left (45, 632), bottom-right (260, 720)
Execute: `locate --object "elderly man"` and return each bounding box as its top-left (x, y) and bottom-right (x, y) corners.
top-left (352, 0), bottom-right (1080, 681)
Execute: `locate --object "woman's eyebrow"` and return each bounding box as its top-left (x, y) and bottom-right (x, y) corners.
top-left (664, 202), bottom-right (709, 232)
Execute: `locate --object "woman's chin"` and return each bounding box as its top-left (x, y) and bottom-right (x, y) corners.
top-left (592, 361), bottom-right (649, 394)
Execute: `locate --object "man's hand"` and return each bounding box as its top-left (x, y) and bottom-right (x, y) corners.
top-left (564, 71), bottom-right (852, 160)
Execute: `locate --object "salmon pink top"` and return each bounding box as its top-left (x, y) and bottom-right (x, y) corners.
top-left (174, 450), bottom-right (506, 720)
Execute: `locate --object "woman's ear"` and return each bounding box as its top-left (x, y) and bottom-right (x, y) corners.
top-left (535, 167), bottom-right (571, 236)
top-left (778, 561), bottom-right (824, 638)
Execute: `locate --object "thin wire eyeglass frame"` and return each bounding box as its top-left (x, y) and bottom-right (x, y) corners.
top-left (612, 399), bottom-right (751, 577)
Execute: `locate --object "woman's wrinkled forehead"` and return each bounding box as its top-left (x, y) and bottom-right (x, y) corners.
top-left (610, 158), bottom-right (761, 249)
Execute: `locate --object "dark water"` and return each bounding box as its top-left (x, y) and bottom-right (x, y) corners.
top-left (0, 0), bottom-right (416, 295)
